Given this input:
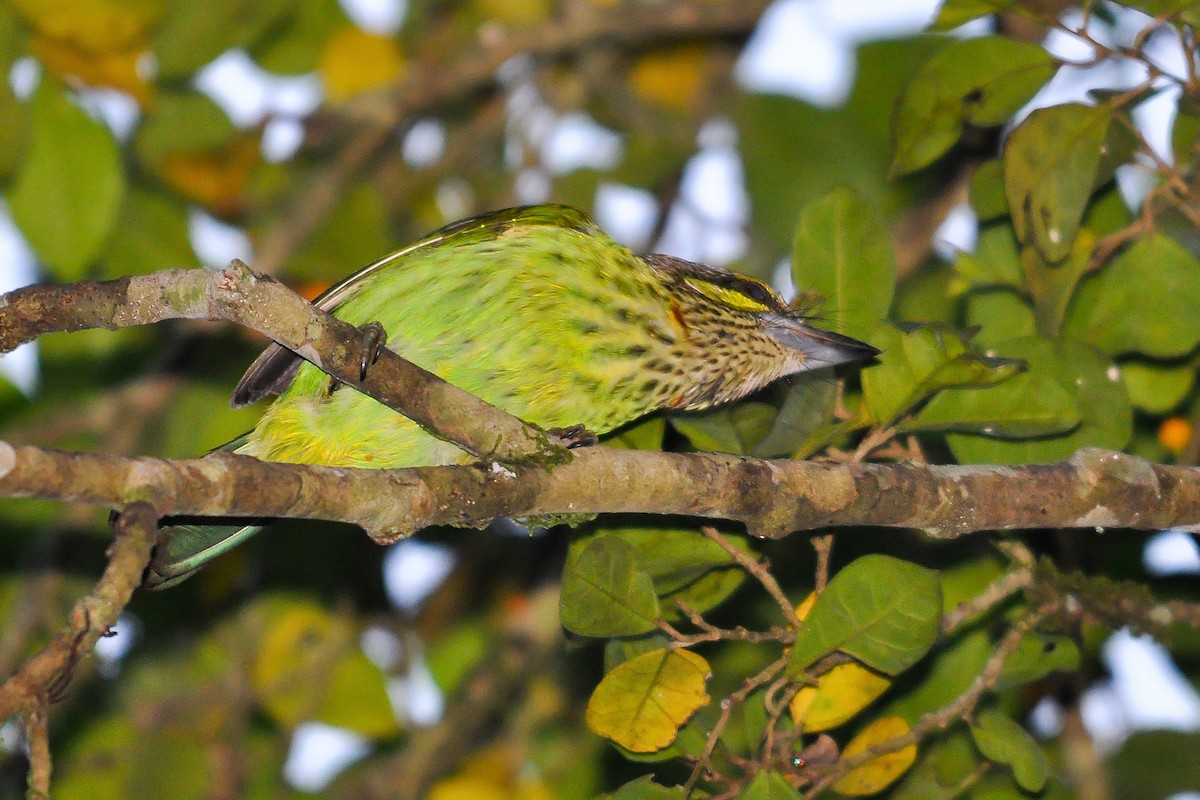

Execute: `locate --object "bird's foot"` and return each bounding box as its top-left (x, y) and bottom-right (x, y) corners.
top-left (549, 424), bottom-right (599, 449)
top-left (357, 321), bottom-right (388, 380)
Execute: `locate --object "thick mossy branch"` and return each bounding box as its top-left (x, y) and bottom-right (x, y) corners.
top-left (1, 441), bottom-right (1199, 541)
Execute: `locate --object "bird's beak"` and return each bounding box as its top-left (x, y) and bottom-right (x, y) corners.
top-left (765, 314), bottom-right (881, 369)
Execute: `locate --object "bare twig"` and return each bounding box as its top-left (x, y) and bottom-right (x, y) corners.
top-left (659, 601), bottom-right (792, 646)
top-left (0, 502), bottom-right (158, 719)
top-left (684, 655), bottom-right (789, 795)
top-left (941, 568), bottom-right (1034, 634)
top-left (811, 535), bottom-right (833, 595)
top-left (702, 527), bottom-right (801, 628)
top-left (803, 604), bottom-right (1058, 797)
top-left (23, 700), bottom-right (51, 799)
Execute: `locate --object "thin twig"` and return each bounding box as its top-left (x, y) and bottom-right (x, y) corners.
top-left (658, 601), bottom-right (792, 646)
top-left (941, 568), bottom-right (1034, 634)
top-left (702, 527), bottom-right (800, 629)
top-left (811, 535), bottom-right (833, 595)
top-left (0, 502), bottom-right (159, 720)
top-left (684, 655), bottom-right (789, 795)
top-left (23, 700), bottom-right (51, 799)
top-left (803, 603), bottom-right (1058, 797)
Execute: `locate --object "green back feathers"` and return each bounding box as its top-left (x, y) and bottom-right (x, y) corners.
top-left (242, 205), bottom-right (670, 468)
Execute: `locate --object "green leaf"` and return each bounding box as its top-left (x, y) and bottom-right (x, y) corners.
top-left (946, 336), bottom-right (1132, 464)
top-left (425, 619), bottom-right (488, 696)
top-left (585, 648), bottom-right (710, 753)
top-left (610, 776), bottom-right (687, 800)
top-left (740, 770), bottom-right (802, 800)
top-left (994, 632), bottom-right (1080, 691)
top-left (884, 630), bottom-right (991, 723)
top-left (907, 367), bottom-right (1078, 437)
top-left (659, 567), bottom-right (746, 619)
top-left (970, 709), bottom-right (1049, 792)
top-left (862, 323), bottom-right (1023, 427)
top-left (930, 0), bottom-right (1015, 30)
top-left (608, 417), bottom-right (666, 451)
top-left (792, 187), bottom-right (895, 340)
top-left (739, 95), bottom-right (879, 256)
top-left (1063, 233), bottom-right (1200, 358)
top-left (561, 534), bottom-right (660, 637)
top-left (154, 382), bottom-right (265, 458)
top-left (752, 380), bottom-right (838, 459)
top-left (969, 159), bottom-right (1008, 221)
top-left (601, 526), bottom-right (745, 595)
top-left (1023, 231), bottom-right (1094, 336)
top-left (7, 81), bottom-right (124, 279)
top-left (1110, 731), bottom-right (1200, 800)
top-left (787, 555), bottom-right (942, 676)
top-left (952, 223), bottom-right (1023, 293)
top-left (893, 732), bottom-right (981, 799)
top-left (895, 262), bottom-right (958, 324)
top-left (1005, 103), bottom-right (1112, 262)
top-left (0, 78), bottom-right (27, 181)
top-left (670, 401), bottom-right (776, 456)
top-left (605, 631), bottom-right (673, 673)
top-left (598, 526), bottom-right (750, 617)
top-left (892, 36), bottom-right (1056, 176)
top-left (1121, 360), bottom-right (1195, 414)
top-left (740, 37), bottom-right (945, 255)
top-left (153, 0), bottom-right (293, 79)
top-left (1083, 181), bottom-right (1134, 238)
top-left (134, 91), bottom-right (237, 168)
top-left (251, 0), bottom-right (346, 74)
top-left (1008, 100), bottom-right (1108, 262)
top-left (97, 188), bottom-right (198, 278)
top-left (965, 288), bottom-right (1037, 349)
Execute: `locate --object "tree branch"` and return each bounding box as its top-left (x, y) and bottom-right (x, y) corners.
top-left (0, 502), bottom-right (158, 720)
top-left (0, 262), bottom-right (563, 465)
top-left (0, 441), bottom-right (1199, 542)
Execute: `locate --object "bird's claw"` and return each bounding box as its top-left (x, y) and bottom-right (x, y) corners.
top-left (549, 424), bottom-right (598, 449)
top-left (358, 321), bottom-right (388, 381)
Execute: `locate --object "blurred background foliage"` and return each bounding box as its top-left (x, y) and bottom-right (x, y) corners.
top-left (2, 0), bottom-right (1200, 797)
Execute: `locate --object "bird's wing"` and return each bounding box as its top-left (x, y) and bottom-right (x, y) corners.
top-left (230, 205), bottom-right (595, 407)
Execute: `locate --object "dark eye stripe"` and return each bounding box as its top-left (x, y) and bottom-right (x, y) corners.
top-left (729, 279), bottom-right (773, 306)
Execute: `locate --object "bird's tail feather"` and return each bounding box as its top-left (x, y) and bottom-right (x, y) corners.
top-left (143, 522), bottom-right (263, 589)
top-left (142, 433), bottom-right (265, 590)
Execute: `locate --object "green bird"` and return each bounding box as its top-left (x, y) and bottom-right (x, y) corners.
top-left (145, 205), bottom-right (878, 588)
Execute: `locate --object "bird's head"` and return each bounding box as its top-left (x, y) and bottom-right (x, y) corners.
top-left (641, 255), bottom-right (880, 411)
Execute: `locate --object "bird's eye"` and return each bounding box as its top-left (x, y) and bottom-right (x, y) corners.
top-left (730, 279), bottom-right (774, 307)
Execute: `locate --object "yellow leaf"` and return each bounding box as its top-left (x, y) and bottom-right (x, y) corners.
top-left (429, 777), bottom-right (510, 800)
top-left (833, 717), bottom-right (917, 796)
top-left (428, 743), bottom-right (553, 800)
top-left (159, 134), bottom-right (260, 216)
top-left (321, 26), bottom-right (406, 103)
top-left (473, 0), bottom-right (553, 26)
top-left (629, 44), bottom-right (709, 111)
top-left (795, 591), bottom-right (817, 621)
top-left (12, 0), bottom-right (164, 53)
top-left (32, 34), bottom-right (153, 106)
top-left (249, 597), bottom-right (398, 737)
top-left (790, 662), bottom-right (891, 732)
top-left (585, 648), bottom-right (710, 753)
